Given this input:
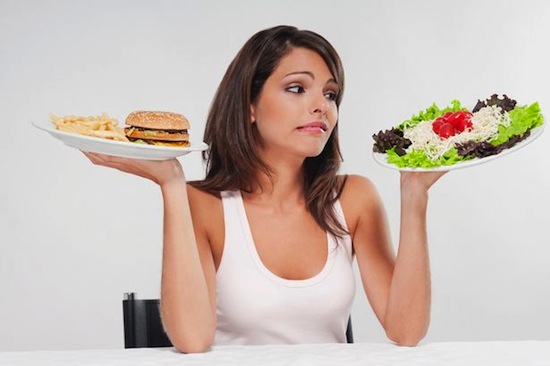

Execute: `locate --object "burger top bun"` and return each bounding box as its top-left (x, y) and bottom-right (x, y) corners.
top-left (125, 111), bottom-right (190, 130)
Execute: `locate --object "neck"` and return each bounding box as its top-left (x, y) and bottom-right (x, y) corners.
top-left (245, 156), bottom-right (306, 207)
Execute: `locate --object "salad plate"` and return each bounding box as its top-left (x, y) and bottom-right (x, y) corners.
top-left (372, 95), bottom-right (544, 172)
top-left (32, 120), bottom-right (208, 160)
top-left (373, 124), bottom-right (544, 172)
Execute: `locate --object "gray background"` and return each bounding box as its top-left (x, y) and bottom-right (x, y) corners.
top-left (1, 0), bottom-right (549, 351)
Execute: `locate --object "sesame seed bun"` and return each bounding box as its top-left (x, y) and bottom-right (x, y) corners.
top-left (125, 111), bottom-right (190, 130)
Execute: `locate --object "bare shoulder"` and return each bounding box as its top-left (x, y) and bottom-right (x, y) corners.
top-left (186, 183), bottom-right (221, 207)
top-left (186, 184), bottom-right (225, 267)
top-left (186, 184), bottom-right (223, 233)
top-left (340, 174), bottom-right (381, 207)
top-left (339, 174), bottom-right (383, 233)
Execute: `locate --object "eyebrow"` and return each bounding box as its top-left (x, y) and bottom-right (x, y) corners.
top-left (283, 71), bottom-right (337, 85)
top-left (284, 71), bottom-right (314, 78)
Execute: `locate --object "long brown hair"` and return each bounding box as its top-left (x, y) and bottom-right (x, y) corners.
top-left (191, 25), bottom-right (348, 237)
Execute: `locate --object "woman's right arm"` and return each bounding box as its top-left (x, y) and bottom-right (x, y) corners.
top-left (83, 153), bottom-right (216, 353)
top-left (159, 178), bottom-right (217, 353)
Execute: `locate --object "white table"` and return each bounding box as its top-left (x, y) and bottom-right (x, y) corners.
top-left (1, 341), bottom-right (549, 366)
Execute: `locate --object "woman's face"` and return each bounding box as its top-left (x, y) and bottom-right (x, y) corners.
top-left (251, 47), bottom-right (339, 161)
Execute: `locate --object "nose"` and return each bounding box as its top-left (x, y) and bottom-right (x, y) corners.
top-left (310, 93), bottom-right (329, 116)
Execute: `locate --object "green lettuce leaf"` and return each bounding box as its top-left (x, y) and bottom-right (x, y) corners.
top-left (383, 98), bottom-right (544, 169)
top-left (491, 102), bottom-right (544, 145)
top-left (386, 147), bottom-right (470, 168)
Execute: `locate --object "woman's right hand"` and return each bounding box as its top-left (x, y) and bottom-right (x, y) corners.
top-left (82, 152), bottom-right (185, 186)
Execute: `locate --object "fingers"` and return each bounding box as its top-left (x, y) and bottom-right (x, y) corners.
top-left (80, 151), bottom-right (184, 185)
top-left (82, 151), bottom-right (103, 165)
top-left (428, 170), bottom-right (448, 183)
top-left (400, 170), bottom-right (449, 191)
top-left (427, 171), bottom-right (447, 188)
top-left (82, 151), bottom-right (153, 181)
top-left (82, 151), bottom-right (134, 168)
top-left (82, 151), bottom-right (101, 163)
top-left (82, 151), bottom-right (112, 167)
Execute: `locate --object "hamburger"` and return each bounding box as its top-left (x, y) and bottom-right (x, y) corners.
top-left (125, 110), bottom-right (190, 147)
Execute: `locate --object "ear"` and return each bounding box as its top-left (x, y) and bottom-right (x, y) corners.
top-left (250, 104), bottom-right (256, 124)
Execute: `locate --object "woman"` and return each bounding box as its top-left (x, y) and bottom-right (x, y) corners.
top-left (85, 25), bottom-right (445, 353)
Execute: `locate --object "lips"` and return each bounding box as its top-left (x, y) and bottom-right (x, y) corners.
top-left (297, 121), bottom-right (328, 132)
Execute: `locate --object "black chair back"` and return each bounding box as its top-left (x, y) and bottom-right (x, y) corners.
top-left (345, 317), bottom-right (354, 343)
top-left (122, 293), bottom-right (172, 348)
top-left (122, 292), bottom-right (354, 347)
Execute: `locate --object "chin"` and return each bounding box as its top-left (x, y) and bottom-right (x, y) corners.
top-left (279, 138), bottom-right (329, 159)
top-left (301, 144), bottom-right (328, 158)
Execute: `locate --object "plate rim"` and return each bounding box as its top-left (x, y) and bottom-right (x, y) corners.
top-left (32, 119), bottom-right (208, 156)
top-left (372, 124), bottom-right (545, 172)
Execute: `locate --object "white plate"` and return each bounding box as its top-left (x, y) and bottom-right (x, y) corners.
top-left (32, 120), bottom-right (208, 160)
top-left (373, 125), bottom-right (545, 172)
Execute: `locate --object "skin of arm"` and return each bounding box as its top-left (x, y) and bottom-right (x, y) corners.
top-left (82, 153), bottom-right (217, 353)
top-left (341, 172), bottom-right (445, 346)
top-left (160, 179), bottom-right (217, 353)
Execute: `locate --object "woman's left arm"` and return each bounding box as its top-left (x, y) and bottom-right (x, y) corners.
top-left (383, 171), bottom-right (446, 346)
top-left (343, 172), bottom-right (446, 347)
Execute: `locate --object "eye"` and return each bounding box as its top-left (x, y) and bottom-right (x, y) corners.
top-left (286, 85), bottom-right (305, 94)
top-left (325, 91), bottom-right (338, 101)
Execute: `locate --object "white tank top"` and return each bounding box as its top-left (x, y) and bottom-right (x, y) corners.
top-left (214, 190), bottom-right (355, 345)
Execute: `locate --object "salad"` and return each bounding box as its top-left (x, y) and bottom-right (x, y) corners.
top-left (372, 94), bottom-right (544, 169)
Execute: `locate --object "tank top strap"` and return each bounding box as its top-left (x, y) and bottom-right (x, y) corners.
top-left (332, 198), bottom-right (354, 261)
top-left (218, 190), bottom-right (248, 273)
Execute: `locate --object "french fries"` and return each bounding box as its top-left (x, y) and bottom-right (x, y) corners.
top-left (50, 113), bottom-right (128, 142)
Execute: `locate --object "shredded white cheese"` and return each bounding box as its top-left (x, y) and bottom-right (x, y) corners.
top-left (403, 105), bottom-right (510, 160)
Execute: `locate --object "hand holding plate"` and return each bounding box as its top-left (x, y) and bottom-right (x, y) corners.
top-left (82, 152), bottom-right (186, 186)
top-left (400, 170), bottom-right (448, 195)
